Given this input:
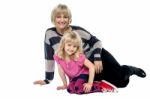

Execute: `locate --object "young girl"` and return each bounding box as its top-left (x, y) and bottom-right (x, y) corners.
top-left (53, 31), bottom-right (117, 94)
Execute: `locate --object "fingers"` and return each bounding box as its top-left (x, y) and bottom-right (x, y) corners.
top-left (57, 86), bottom-right (67, 90)
top-left (94, 61), bottom-right (103, 74)
top-left (83, 86), bottom-right (90, 93)
top-left (57, 86), bottom-right (62, 90)
top-left (95, 65), bottom-right (100, 74)
top-left (98, 66), bottom-right (103, 73)
top-left (33, 80), bottom-right (46, 85)
top-left (95, 64), bottom-right (102, 74)
top-left (83, 83), bottom-right (92, 93)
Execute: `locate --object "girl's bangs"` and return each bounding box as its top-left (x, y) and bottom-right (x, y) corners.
top-left (66, 38), bottom-right (79, 46)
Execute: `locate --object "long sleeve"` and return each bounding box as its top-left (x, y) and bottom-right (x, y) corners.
top-left (44, 28), bottom-right (55, 81)
top-left (72, 26), bottom-right (102, 61)
top-left (44, 42), bottom-right (55, 80)
top-left (44, 28), bottom-right (61, 82)
top-left (88, 35), bottom-right (102, 61)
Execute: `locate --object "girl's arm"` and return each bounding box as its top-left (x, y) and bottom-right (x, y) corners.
top-left (83, 58), bottom-right (95, 93)
top-left (84, 58), bottom-right (95, 84)
top-left (57, 64), bottom-right (67, 90)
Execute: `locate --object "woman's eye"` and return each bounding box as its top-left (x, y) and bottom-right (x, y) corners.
top-left (64, 16), bottom-right (68, 18)
top-left (56, 16), bottom-right (61, 18)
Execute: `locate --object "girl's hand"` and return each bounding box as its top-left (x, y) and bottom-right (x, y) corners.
top-left (57, 85), bottom-right (67, 90)
top-left (83, 83), bottom-right (93, 93)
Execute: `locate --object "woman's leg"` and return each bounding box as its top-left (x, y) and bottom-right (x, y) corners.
top-left (94, 48), bottom-right (146, 88)
top-left (94, 48), bottom-right (125, 86)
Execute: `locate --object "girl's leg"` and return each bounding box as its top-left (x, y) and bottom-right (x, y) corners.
top-left (67, 81), bottom-right (76, 93)
top-left (67, 75), bottom-right (88, 94)
top-left (73, 79), bottom-right (118, 94)
top-left (74, 79), bottom-right (86, 94)
top-left (73, 79), bottom-right (101, 94)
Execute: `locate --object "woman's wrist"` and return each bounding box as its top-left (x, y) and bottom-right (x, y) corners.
top-left (44, 79), bottom-right (50, 84)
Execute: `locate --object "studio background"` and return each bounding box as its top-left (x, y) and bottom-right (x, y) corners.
top-left (0, 0), bottom-right (149, 99)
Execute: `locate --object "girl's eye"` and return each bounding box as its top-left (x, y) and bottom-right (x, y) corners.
top-left (68, 44), bottom-right (71, 46)
top-left (73, 46), bottom-right (77, 48)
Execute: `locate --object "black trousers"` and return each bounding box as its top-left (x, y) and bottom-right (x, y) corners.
top-left (91, 48), bottom-right (131, 88)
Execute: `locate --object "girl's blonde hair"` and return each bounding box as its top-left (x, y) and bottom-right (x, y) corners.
top-left (51, 4), bottom-right (72, 24)
top-left (56, 31), bottom-right (83, 60)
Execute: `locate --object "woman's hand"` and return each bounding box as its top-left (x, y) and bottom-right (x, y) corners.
top-left (94, 61), bottom-right (103, 74)
top-left (33, 80), bottom-right (47, 85)
top-left (83, 83), bottom-right (93, 93)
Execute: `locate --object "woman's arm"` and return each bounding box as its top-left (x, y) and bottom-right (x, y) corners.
top-left (73, 26), bottom-right (103, 74)
top-left (33, 29), bottom-right (55, 85)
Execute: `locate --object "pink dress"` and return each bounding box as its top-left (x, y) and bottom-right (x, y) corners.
top-left (54, 54), bottom-right (106, 94)
top-left (53, 54), bottom-right (89, 80)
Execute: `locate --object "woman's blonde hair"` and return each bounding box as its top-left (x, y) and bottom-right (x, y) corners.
top-left (51, 4), bottom-right (72, 24)
top-left (56, 31), bottom-right (83, 60)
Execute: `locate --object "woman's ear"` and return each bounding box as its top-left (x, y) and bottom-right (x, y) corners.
top-left (69, 19), bottom-right (72, 24)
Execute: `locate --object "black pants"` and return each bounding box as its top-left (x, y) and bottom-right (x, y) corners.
top-left (91, 48), bottom-right (131, 88)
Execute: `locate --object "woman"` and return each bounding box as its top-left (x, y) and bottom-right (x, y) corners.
top-left (33, 4), bottom-right (146, 88)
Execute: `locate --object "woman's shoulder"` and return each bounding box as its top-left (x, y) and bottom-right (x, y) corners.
top-left (45, 27), bottom-right (56, 35)
top-left (45, 27), bottom-right (60, 39)
top-left (71, 25), bottom-right (91, 36)
top-left (46, 27), bottom-right (56, 32)
top-left (71, 25), bottom-right (87, 31)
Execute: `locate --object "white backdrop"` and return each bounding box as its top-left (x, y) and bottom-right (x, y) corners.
top-left (0, 0), bottom-right (150, 99)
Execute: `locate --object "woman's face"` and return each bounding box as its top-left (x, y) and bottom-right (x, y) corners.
top-left (55, 14), bottom-right (70, 30)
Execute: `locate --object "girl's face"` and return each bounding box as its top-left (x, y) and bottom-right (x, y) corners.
top-left (55, 14), bottom-right (70, 30)
top-left (64, 42), bottom-right (78, 56)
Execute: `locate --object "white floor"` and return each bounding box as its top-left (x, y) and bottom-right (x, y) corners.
top-left (0, 0), bottom-right (150, 99)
